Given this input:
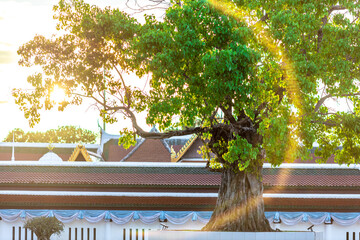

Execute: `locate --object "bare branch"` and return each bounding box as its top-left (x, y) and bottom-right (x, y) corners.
top-left (329, 5), bottom-right (347, 13)
top-left (112, 63), bottom-right (132, 107)
top-left (311, 119), bottom-right (338, 127)
top-left (125, 0), bottom-right (170, 13)
top-left (258, 13), bottom-right (268, 24)
top-left (112, 63), bottom-right (127, 89)
top-left (314, 93), bottom-right (332, 112)
top-left (318, 112), bottom-right (340, 116)
top-left (220, 105), bottom-right (236, 124)
top-left (209, 108), bottom-right (219, 126)
top-left (314, 92), bottom-right (360, 112)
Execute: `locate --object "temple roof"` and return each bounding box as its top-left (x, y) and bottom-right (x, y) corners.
top-left (68, 144), bottom-right (99, 162)
top-left (101, 127), bottom-right (188, 162)
top-left (0, 142), bottom-right (98, 161)
top-left (0, 129), bottom-right (342, 163)
top-left (0, 162), bottom-right (358, 211)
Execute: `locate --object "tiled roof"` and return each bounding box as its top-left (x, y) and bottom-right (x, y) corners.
top-left (0, 163), bottom-right (357, 211)
top-left (100, 129), bottom-right (187, 162)
top-left (123, 139), bottom-right (171, 162)
top-left (0, 163), bottom-right (357, 189)
top-left (103, 138), bottom-right (173, 162)
top-left (0, 172), bottom-right (220, 186)
top-left (264, 195), bottom-right (360, 212)
top-left (0, 164), bottom-right (218, 186)
top-left (263, 168), bottom-right (360, 187)
top-left (0, 192), bottom-right (359, 211)
top-left (103, 140), bottom-right (136, 161)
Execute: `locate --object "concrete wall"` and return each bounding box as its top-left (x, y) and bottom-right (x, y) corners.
top-left (148, 231), bottom-right (323, 240)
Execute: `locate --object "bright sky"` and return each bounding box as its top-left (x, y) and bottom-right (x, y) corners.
top-left (0, 0), bottom-right (164, 141)
top-left (0, 0), bottom-right (350, 143)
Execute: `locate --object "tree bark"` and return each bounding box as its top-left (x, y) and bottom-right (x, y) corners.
top-left (202, 167), bottom-right (272, 232)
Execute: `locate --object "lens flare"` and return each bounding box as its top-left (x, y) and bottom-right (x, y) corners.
top-left (204, 0), bottom-right (304, 228)
top-left (51, 86), bottom-right (66, 103)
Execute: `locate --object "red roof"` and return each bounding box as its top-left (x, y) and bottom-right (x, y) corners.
top-left (124, 139), bottom-right (171, 162)
top-left (0, 162), bottom-right (358, 211)
top-left (0, 163), bottom-right (357, 188)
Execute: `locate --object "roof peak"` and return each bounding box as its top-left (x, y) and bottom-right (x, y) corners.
top-left (39, 151), bottom-right (63, 163)
top-left (149, 126), bottom-right (159, 133)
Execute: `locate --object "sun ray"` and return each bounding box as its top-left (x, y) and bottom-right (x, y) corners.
top-left (205, 0), bottom-right (305, 227)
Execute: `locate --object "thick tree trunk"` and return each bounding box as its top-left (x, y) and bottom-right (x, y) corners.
top-left (202, 167), bottom-right (272, 232)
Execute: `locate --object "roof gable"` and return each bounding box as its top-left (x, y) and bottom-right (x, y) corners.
top-left (171, 135), bottom-right (198, 162)
top-left (173, 136), bottom-right (210, 162)
top-left (123, 139), bottom-right (171, 162)
top-left (68, 144), bottom-right (93, 162)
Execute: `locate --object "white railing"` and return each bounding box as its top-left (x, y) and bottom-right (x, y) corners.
top-left (5, 224), bottom-right (150, 240)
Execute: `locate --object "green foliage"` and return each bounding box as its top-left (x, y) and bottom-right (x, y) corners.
top-left (223, 138), bottom-right (259, 171)
top-left (118, 128), bottom-right (137, 149)
top-left (133, 1), bottom-right (258, 131)
top-left (3, 126), bottom-right (97, 143)
top-left (24, 216), bottom-right (64, 240)
top-left (15, 0), bottom-right (360, 173)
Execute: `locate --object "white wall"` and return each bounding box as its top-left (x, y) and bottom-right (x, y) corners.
top-left (2, 217), bottom-right (359, 240)
top-left (270, 221), bottom-right (360, 240)
top-left (0, 218), bottom-right (205, 240)
top-left (148, 231), bottom-right (322, 240)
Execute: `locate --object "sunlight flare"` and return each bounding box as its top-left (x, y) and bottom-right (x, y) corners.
top-left (51, 85), bottom-right (66, 103)
top-left (204, 0), bottom-right (304, 228)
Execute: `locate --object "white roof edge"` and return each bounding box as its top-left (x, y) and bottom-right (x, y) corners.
top-left (0, 142), bottom-right (99, 149)
top-left (180, 158), bottom-right (207, 161)
top-left (166, 135), bottom-right (193, 139)
top-left (263, 163), bottom-right (359, 169)
top-left (0, 190), bottom-right (217, 198)
top-left (0, 161), bottom-right (357, 169)
top-left (0, 191), bottom-right (358, 199)
top-left (0, 161), bottom-right (208, 168)
top-left (263, 193), bottom-right (360, 199)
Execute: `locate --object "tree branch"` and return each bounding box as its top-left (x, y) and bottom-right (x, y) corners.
top-left (311, 119), bottom-right (338, 127)
top-left (318, 5), bottom-right (347, 51)
top-left (209, 107), bottom-right (220, 126)
top-left (112, 63), bottom-right (131, 107)
top-left (329, 5), bottom-right (347, 13)
top-left (314, 92), bottom-right (360, 112)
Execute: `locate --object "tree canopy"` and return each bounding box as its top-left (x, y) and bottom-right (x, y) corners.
top-left (3, 126), bottom-right (97, 143)
top-left (15, 0), bottom-right (360, 232)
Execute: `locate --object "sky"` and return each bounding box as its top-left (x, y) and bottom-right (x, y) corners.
top-left (0, 0), bottom-right (165, 141)
top-left (0, 0), bottom-right (350, 142)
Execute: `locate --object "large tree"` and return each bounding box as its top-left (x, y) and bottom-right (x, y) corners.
top-left (15, 0), bottom-right (360, 232)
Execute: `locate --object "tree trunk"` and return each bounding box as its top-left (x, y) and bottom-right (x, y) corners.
top-left (202, 167), bottom-right (272, 232)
